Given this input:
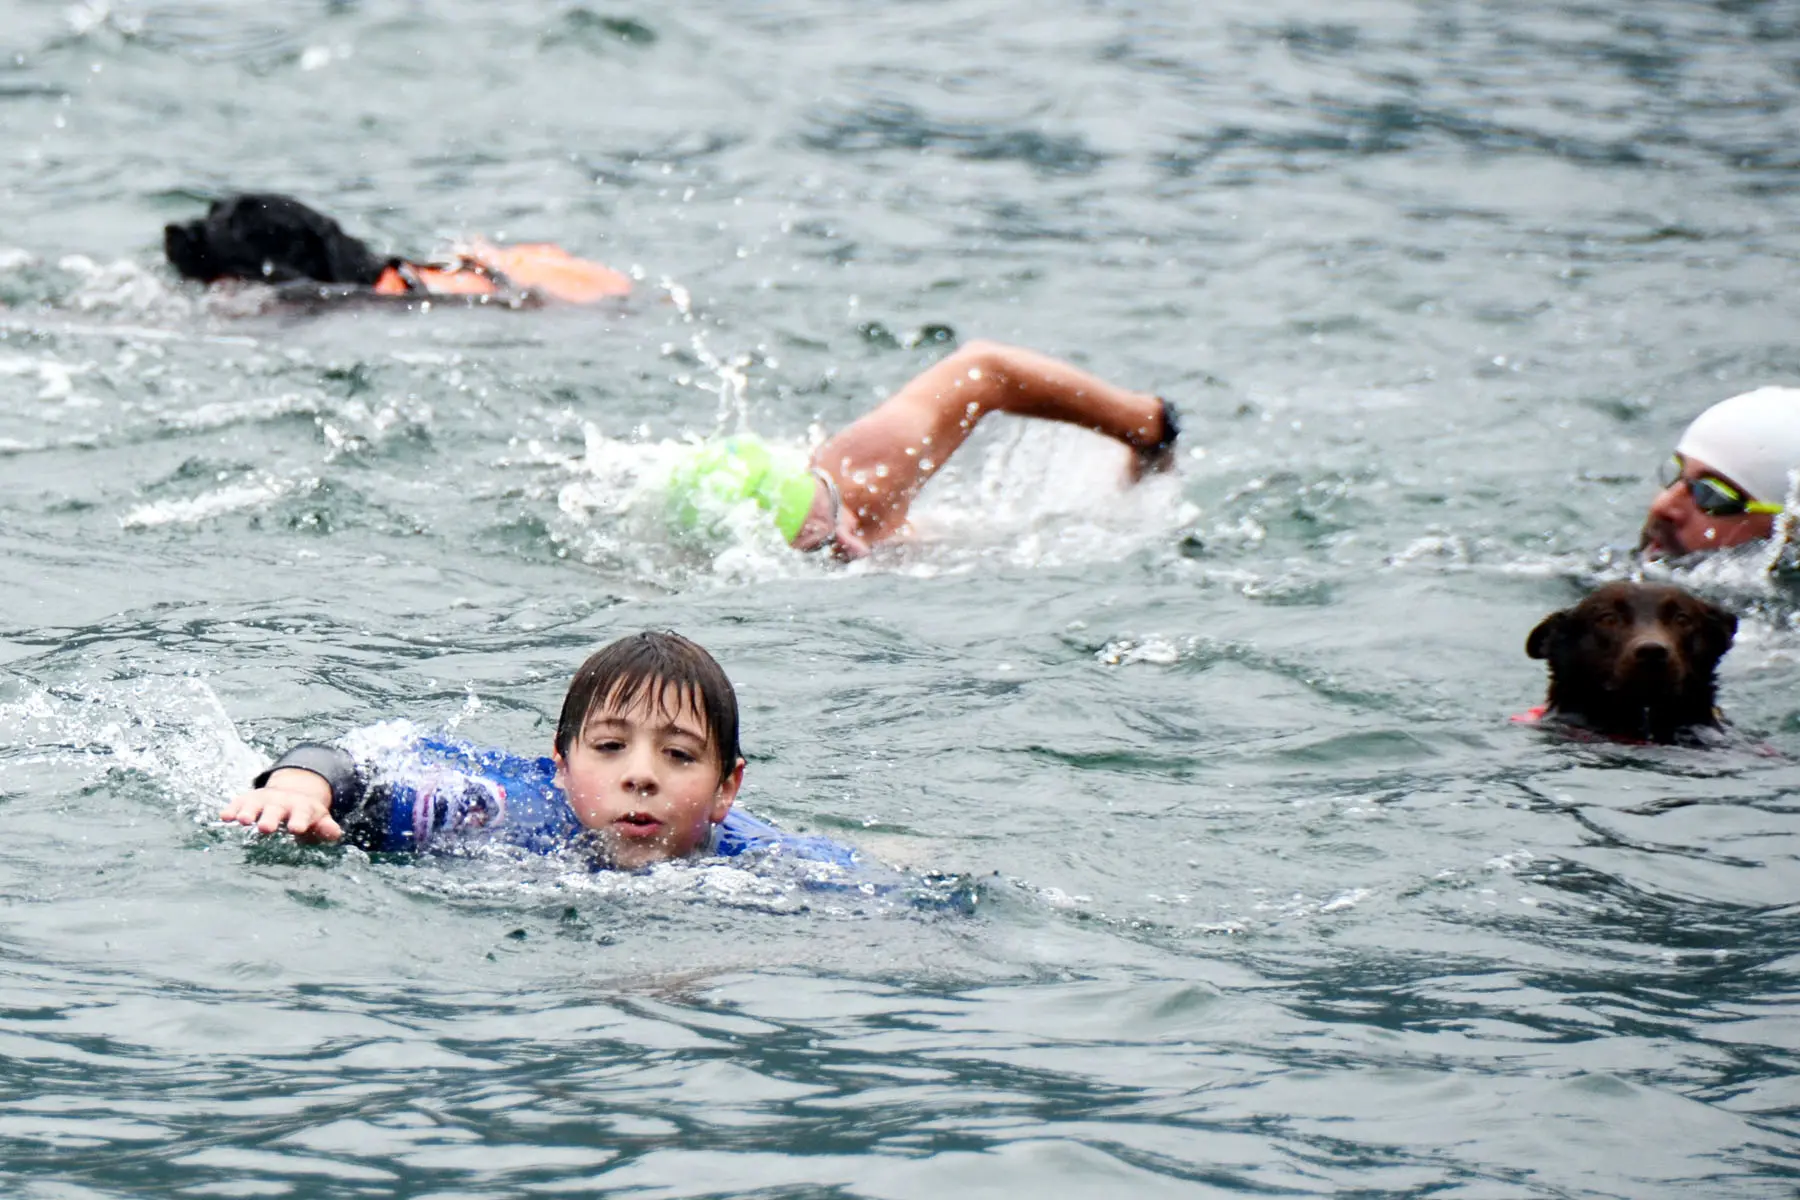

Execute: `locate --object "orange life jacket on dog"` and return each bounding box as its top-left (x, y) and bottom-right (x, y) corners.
top-left (372, 241), bottom-right (631, 304)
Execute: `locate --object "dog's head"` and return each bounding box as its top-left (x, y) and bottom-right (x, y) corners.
top-left (163, 193), bottom-right (385, 286)
top-left (1526, 581), bottom-right (1736, 740)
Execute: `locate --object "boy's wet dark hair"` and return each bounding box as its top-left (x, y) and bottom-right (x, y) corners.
top-left (555, 631), bottom-right (741, 781)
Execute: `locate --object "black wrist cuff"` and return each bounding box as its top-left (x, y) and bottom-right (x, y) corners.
top-left (1152, 397), bottom-right (1181, 453)
top-left (254, 743), bottom-right (361, 818)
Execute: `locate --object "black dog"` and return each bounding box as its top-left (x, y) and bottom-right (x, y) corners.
top-left (1525, 581), bottom-right (1737, 743)
top-left (163, 193), bottom-right (386, 286)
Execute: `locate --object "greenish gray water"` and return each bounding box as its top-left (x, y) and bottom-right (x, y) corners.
top-left (3, 0), bottom-right (1800, 1195)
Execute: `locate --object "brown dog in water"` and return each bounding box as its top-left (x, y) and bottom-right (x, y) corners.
top-left (1524, 581), bottom-right (1737, 743)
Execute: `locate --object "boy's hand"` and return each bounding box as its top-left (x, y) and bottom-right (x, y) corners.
top-left (221, 768), bottom-right (344, 843)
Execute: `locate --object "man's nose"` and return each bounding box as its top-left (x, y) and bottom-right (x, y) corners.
top-left (1647, 479), bottom-right (1690, 524)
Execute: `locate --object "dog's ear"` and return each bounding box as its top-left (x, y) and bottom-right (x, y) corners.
top-left (1526, 610), bottom-right (1566, 660)
top-left (1696, 599), bottom-right (1738, 663)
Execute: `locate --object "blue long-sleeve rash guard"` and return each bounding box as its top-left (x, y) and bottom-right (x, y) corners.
top-left (254, 721), bottom-right (860, 869)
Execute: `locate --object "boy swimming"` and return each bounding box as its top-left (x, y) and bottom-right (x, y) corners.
top-left (220, 631), bottom-right (854, 870)
top-left (664, 340), bottom-right (1180, 559)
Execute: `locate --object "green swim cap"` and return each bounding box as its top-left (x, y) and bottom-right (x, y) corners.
top-left (665, 435), bottom-right (817, 543)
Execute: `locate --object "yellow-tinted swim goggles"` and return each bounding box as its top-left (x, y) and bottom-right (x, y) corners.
top-left (1657, 454), bottom-right (1783, 517)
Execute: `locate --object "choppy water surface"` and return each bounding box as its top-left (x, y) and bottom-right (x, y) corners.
top-left (3, 0), bottom-right (1800, 1195)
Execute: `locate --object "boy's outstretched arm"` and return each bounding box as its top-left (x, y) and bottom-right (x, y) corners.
top-left (221, 742), bottom-right (365, 842)
top-left (221, 768), bottom-right (343, 842)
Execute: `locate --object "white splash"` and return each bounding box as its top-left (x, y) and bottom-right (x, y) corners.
top-left (56, 255), bottom-right (180, 315)
top-left (0, 674), bottom-right (265, 814)
top-left (1318, 888), bottom-right (1370, 914)
top-left (157, 393), bottom-right (319, 435)
top-left (0, 353), bottom-right (93, 403)
top-left (119, 477), bottom-right (291, 529)
top-left (1096, 635), bottom-right (1185, 667)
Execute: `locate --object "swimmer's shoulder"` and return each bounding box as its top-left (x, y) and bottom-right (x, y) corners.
top-left (717, 807), bottom-right (860, 868)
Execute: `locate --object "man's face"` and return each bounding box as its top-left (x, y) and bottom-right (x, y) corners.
top-left (553, 687), bottom-right (742, 869)
top-left (1639, 454), bottom-right (1776, 560)
top-left (788, 477), bottom-right (872, 560)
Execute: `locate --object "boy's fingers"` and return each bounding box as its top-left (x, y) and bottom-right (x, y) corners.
top-left (256, 798), bottom-right (289, 834)
top-left (222, 783), bottom-right (336, 840)
top-left (294, 813), bottom-right (344, 844)
top-left (286, 801), bottom-right (335, 838)
top-left (220, 791), bottom-right (259, 822)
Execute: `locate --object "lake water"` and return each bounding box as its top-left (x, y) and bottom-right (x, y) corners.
top-left (3, 0), bottom-right (1800, 1195)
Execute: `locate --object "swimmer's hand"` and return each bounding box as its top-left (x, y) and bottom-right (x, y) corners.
top-left (220, 768), bottom-right (343, 843)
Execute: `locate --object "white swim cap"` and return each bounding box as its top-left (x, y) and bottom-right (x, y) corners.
top-left (1675, 386), bottom-right (1800, 507)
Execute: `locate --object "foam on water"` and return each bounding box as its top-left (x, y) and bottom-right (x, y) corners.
top-left (55, 255), bottom-right (175, 315)
top-left (398, 851), bottom-right (928, 918)
top-left (154, 392), bottom-right (319, 435)
top-left (0, 672), bottom-right (265, 814)
top-left (119, 476), bottom-right (292, 529)
top-left (0, 352), bottom-right (93, 404)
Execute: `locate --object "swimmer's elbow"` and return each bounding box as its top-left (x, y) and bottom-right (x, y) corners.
top-left (955, 338), bottom-right (1009, 363)
top-left (949, 339), bottom-right (1023, 382)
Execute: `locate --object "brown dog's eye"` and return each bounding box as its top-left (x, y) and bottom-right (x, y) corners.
top-left (1669, 610), bottom-right (1693, 630)
top-left (1595, 611), bottom-right (1620, 629)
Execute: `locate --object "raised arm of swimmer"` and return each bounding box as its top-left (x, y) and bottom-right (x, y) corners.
top-left (805, 340), bottom-right (1176, 552)
top-left (664, 340), bottom-right (1179, 560)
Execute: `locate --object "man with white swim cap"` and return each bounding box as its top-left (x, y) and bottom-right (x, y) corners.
top-left (1639, 386), bottom-right (1800, 560)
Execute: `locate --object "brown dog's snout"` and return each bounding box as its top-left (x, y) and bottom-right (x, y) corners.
top-left (1623, 633), bottom-right (1679, 681)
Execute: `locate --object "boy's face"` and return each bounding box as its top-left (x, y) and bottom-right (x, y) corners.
top-left (553, 685), bottom-right (743, 869)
